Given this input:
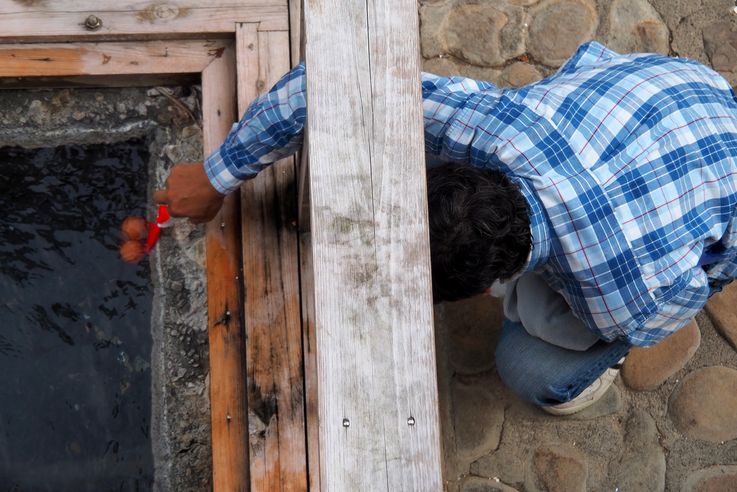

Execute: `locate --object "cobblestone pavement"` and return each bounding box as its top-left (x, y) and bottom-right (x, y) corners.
top-left (422, 1), bottom-right (737, 490)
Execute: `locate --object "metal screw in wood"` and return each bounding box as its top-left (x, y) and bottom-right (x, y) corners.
top-left (84, 15), bottom-right (103, 31)
top-left (342, 418), bottom-right (350, 428)
top-left (407, 416), bottom-right (415, 426)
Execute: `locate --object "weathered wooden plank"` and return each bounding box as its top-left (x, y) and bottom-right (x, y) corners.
top-left (0, 1), bottom-right (287, 41)
top-left (201, 45), bottom-right (250, 492)
top-left (303, 0), bottom-right (443, 490)
top-left (236, 23), bottom-right (308, 491)
top-left (0, 40), bottom-right (229, 78)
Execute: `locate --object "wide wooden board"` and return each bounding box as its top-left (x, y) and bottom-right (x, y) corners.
top-left (303, 0), bottom-right (443, 489)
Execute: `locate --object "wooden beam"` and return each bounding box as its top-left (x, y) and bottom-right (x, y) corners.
top-left (0, 1), bottom-right (287, 42)
top-left (201, 44), bottom-right (250, 492)
top-left (0, 40), bottom-right (230, 78)
top-left (303, 0), bottom-right (443, 490)
top-left (236, 24), bottom-right (308, 491)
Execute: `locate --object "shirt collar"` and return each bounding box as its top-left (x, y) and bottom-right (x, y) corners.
top-left (512, 177), bottom-right (550, 274)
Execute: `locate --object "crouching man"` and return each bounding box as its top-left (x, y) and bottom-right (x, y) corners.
top-left (154, 42), bottom-right (737, 414)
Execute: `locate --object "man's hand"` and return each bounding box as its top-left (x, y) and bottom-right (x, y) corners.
top-left (153, 162), bottom-right (225, 223)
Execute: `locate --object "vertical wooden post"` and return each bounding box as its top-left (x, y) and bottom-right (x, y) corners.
top-left (303, 0), bottom-right (443, 489)
top-left (236, 23), bottom-right (308, 491)
top-left (202, 44), bottom-right (250, 492)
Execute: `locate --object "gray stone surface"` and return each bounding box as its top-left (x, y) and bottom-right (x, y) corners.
top-left (452, 377), bottom-right (505, 462)
top-left (610, 410), bottom-right (666, 491)
top-left (669, 366), bottom-right (737, 442)
top-left (525, 444), bottom-right (588, 492)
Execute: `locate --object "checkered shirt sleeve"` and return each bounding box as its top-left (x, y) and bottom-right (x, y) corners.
top-left (204, 62), bottom-right (307, 194)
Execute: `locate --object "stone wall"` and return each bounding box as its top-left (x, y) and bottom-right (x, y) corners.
top-left (420, 0), bottom-right (737, 89)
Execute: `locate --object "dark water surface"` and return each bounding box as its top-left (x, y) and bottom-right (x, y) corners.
top-left (0, 142), bottom-right (154, 491)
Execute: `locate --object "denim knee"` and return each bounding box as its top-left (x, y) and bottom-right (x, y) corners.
top-left (495, 319), bottom-right (629, 406)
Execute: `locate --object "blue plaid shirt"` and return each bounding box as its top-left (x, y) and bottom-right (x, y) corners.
top-left (205, 42), bottom-right (737, 347)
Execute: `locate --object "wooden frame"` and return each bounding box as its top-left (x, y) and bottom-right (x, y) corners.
top-left (0, 11), bottom-right (307, 489)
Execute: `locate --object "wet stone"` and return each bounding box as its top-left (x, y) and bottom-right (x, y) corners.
top-left (445, 3), bottom-right (526, 66)
top-left (528, 0), bottom-right (599, 67)
top-left (607, 0), bottom-right (669, 54)
top-left (705, 282), bottom-right (737, 351)
top-left (621, 319), bottom-right (700, 391)
top-left (525, 444), bottom-right (588, 492)
top-left (610, 411), bottom-right (666, 491)
top-left (683, 465), bottom-right (737, 492)
top-left (499, 62), bottom-right (543, 88)
top-left (669, 366), bottom-right (737, 442)
top-left (452, 378), bottom-right (505, 461)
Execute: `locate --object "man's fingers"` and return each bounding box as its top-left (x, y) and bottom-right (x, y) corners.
top-left (153, 189), bottom-right (169, 204)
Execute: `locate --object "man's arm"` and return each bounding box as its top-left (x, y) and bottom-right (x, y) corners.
top-left (154, 63), bottom-right (307, 222)
top-left (156, 63), bottom-right (499, 222)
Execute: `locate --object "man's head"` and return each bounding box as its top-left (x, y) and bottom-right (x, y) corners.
top-left (427, 163), bottom-right (531, 303)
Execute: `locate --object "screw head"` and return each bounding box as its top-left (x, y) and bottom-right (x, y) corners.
top-left (407, 416), bottom-right (416, 426)
top-left (342, 418), bottom-right (350, 428)
top-left (84, 15), bottom-right (103, 31)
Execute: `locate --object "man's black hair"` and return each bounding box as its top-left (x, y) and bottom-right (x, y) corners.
top-left (427, 162), bottom-right (531, 303)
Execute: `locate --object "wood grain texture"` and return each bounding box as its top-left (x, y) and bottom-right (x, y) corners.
top-left (0, 40), bottom-right (229, 78)
top-left (303, 0), bottom-right (443, 490)
top-left (202, 45), bottom-right (250, 492)
top-left (0, 1), bottom-right (287, 41)
top-left (236, 24), bottom-right (308, 492)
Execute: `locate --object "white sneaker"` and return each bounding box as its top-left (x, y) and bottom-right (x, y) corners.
top-left (542, 357), bottom-right (625, 416)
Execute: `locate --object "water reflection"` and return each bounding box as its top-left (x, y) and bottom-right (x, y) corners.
top-left (0, 141), bottom-right (154, 490)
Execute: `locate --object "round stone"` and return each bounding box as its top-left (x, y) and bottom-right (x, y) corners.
top-left (499, 62), bottom-right (543, 88)
top-left (621, 319), bottom-right (700, 391)
top-left (612, 410), bottom-right (666, 490)
top-left (452, 378), bottom-right (505, 461)
top-left (683, 465), bottom-right (737, 492)
top-left (526, 444), bottom-right (588, 492)
top-left (607, 0), bottom-right (669, 54)
top-left (445, 3), bottom-right (526, 66)
top-left (419, 2), bottom-right (451, 59)
top-left (703, 22), bottom-right (737, 77)
top-left (704, 282), bottom-right (737, 351)
top-left (669, 366), bottom-right (737, 442)
top-left (528, 0), bottom-right (599, 67)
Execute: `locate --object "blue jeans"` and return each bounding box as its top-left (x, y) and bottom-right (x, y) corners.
top-left (495, 319), bottom-right (630, 406)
